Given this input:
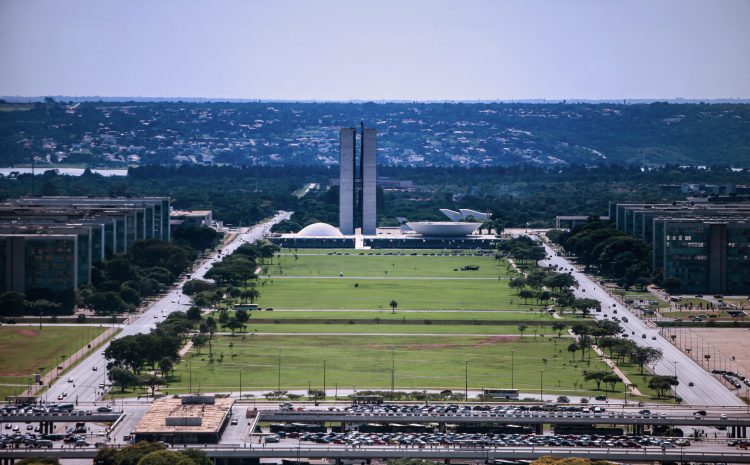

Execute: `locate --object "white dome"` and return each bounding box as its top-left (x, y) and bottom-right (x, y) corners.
top-left (297, 222), bottom-right (344, 237)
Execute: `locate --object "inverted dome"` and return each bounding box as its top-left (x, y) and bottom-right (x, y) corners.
top-left (297, 222), bottom-right (344, 237)
top-left (406, 221), bottom-right (480, 237)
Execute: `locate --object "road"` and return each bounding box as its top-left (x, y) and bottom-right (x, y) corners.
top-left (43, 211), bottom-right (291, 406)
top-left (535, 237), bottom-right (744, 407)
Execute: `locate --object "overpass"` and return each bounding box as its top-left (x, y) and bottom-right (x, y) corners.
top-left (258, 410), bottom-right (750, 436)
top-left (2, 445), bottom-right (750, 464)
top-left (0, 411), bottom-right (123, 435)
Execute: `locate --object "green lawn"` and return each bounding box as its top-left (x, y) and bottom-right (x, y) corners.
top-left (170, 334), bottom-right (615, 397)
top-left (263, 252), bottom-right (510, 278)
top-left (221, 323), bottom-right (572, 335)
top-left (255, 278), bottom-right (532, 310)
top-left (0, 325), bottom-right (106, 400)
top-left (241, 310), bottom-right (563, 321)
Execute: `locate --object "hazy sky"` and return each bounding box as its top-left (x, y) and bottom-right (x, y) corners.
top-left (1, 0), bottom-right (749, 100)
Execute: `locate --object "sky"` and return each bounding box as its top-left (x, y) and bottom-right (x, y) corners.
top-left (1, 0), bottom-right (749, 101)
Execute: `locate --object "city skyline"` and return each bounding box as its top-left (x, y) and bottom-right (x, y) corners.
top-left (1, 0), bottom-right (749, 100)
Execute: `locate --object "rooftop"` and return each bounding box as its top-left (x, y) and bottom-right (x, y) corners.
top-left (133, 396), bottom-right (234, 435)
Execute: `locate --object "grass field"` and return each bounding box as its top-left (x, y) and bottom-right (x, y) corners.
top-left (237, 310), bottom-right (564, 321)
top-left (218, 323), bottom-right (571, 335)
top-left (250, 250), bottom-right (528, 310)
top-left (0, 325), bottom-right (106, 400)
top-left (264, 252), bottom-right (510, 278)
top-left (256, 278), bottom-right (531, 310)
top-left (171, 334), bottom-right (614, 397)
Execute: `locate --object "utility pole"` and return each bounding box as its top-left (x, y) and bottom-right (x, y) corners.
top-left (277, 349), bottom-right (281, 392)
top-left (323, 360), bottom-right (326, 399)
top-left (391, 349), bottom-right (395, 396)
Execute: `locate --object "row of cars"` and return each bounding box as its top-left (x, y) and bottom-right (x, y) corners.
top-left (295, 431), bottom-right (691, 449)
top-left (326, 403), bottom-right (670, 420)
top-left (712, 369), bottom-right (750, 390)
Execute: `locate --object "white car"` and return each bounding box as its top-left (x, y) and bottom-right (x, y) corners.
top-left (68, 378), bottom-right (74, 383)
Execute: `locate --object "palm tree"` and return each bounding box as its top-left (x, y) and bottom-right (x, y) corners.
top-left (389, 300), bottom-right (398, 314)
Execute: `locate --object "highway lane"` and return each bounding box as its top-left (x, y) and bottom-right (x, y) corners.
top-left (43, 211), bottom-right (291, 406)
top-left (535, 237), bottom-right (744, 407)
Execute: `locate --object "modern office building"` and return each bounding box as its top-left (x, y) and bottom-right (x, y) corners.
top-left (0, 196), bottom-right (171, 305)
top-left (339, 124), bottom-right (377, 235)
top-left (608, 201), bottom-right (750, 294)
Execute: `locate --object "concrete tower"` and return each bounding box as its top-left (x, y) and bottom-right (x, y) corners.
top-left (360, 125), bottom-right (377, 235)
top-left (339, 125), bottom-right (377, 235)
top-left (339, 128), bottom-right (356, 235)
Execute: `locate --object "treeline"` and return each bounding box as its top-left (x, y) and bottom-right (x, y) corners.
top-left (4, 165), bottom-right (750, 231)
top-left (548, 219), bottom-right (655, 290)
top-left (94, 440), bottom-right (211, 465)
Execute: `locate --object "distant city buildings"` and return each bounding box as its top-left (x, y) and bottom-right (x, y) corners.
top-left (609, 201), bottom-right (750, 294)
top-left (0, 196), bottom-right (170, 305)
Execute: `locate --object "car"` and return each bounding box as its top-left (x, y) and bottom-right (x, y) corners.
top-left (57, 395), bottom-right (64, 400)
top-left (651, 336), bottom-right (657, 340)
top-left (694, 410), bottom-right (707, 416)
top-left (230, 418), bottom-right (239, 425)
top-left (68, 378), bottom-right (74, 383)
top-left (97, 406), bottom-right (113, 412)
top-left (594, 395), bottom-right (607, 401)
top-left (721, 414), bottom-right (728, 419)
top-left (92, 366), bottom-right (98, 371)
top-left (641, 334), bottom-right (647, 338)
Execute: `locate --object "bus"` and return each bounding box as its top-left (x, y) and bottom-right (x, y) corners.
top-left (482, 389), bottom-right (519, 400)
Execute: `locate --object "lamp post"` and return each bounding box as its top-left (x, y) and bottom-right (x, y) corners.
top-left (464, 361), bottom-right (469, 402)
top-left (511, 350), bottom-right (515, 390)
top-left (307, 380), bottom-right (311, 400)
top-left (277, 349), bottom-right (282, 392)
top-left (391, 349), bottom-right (395, 396)
top-left (323, 360), bottom-right (326, 400)
top-left (540, 370), bottom-right (544, 402)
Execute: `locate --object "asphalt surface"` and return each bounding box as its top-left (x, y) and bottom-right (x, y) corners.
top-left (536, 237), bottom-right (744, 407)
top-left (43, 211), bottom-right (291, 406)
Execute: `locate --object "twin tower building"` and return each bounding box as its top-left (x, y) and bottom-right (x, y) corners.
top-left (339, 124), bottom-right (377, 235)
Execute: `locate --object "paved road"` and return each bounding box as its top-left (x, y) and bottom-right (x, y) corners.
top-left (535, 237), bottom-right (743, 407)
top-left (43, 211), bottom-right (291, 406)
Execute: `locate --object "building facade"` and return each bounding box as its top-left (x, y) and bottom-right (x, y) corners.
top-left (338, 125), bottom-right (376, 235)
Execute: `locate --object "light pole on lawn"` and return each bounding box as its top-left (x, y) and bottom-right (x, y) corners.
top-left (323, 360), bottom-right (326, 400)
top-left (464, 361), bottom-right (469, 402)
top-left (511, 350), bottom-right (515, 390)
top-left (277, 349), bottom-right (282, 392)
top-left (540, 370), bottom-right (544, 402)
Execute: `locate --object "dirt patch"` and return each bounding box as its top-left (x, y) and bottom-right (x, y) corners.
top-left (688, 328), bottom-right (750, 374)
top-left (405, 343), bottom-right (461, 350)
top-left (473, 335), bottom-right (519, 347)
top-left (14, 329), bottom-right (38, 337)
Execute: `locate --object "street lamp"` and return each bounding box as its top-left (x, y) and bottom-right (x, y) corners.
top-left (540, 370), bottom-right (544, 402)
top-left (464, 361), bottom-right (469, 402)
top-left (277, 349), bottom-right (282, 392)
top-left (323, 360), bottom-right (327, 400)
top-left (307, 380), bottom-right (311, 400)
top-left (511, 350), bottom-right (515, 390)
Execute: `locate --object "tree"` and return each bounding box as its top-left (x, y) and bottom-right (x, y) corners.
top-left (159, 358), bottom-right (173, 378)
top-left (16, 459), bottom-right (61, 465)
top-left (518, 324), bottom-right (528, 338)
top-left (235, 309), bottom-right (250, 324)
top-left (648, 375), bottom-right (679, 398)
top-left (186, 306), bottom-right (202, 321)
top-left (241, 288), bottom-right (260, 303)
top-left (518, 289), bottom-right (535, 304)
top-left (179, 449), bottom-right (211, 465)
top-left (126, 239), bottom-right (191, 276)
top-left (567, 343), bottom-right (578, 361)
top-left (108, 367), bottom-right (140, 393)
top-left (584, 371), bottom-right (609, 391)
top-left (552, 322), bottom-right (567, 338)
top-left (191, 334), bottom-right (208, 355)
top-left (603, 373), bottom-right (621, 392)
top-left (135, 450), bottom-right (194, 465)
top-left (390, 300), bottom-right (398, 314)
top-left (226, 317), bottom-right (243, 335)
top-left (87, 291), bottom-right (131, 314)
top-left (631, 347), bottom-right (663, 374)
top-left (140, 374), bottom-right (166, 398)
